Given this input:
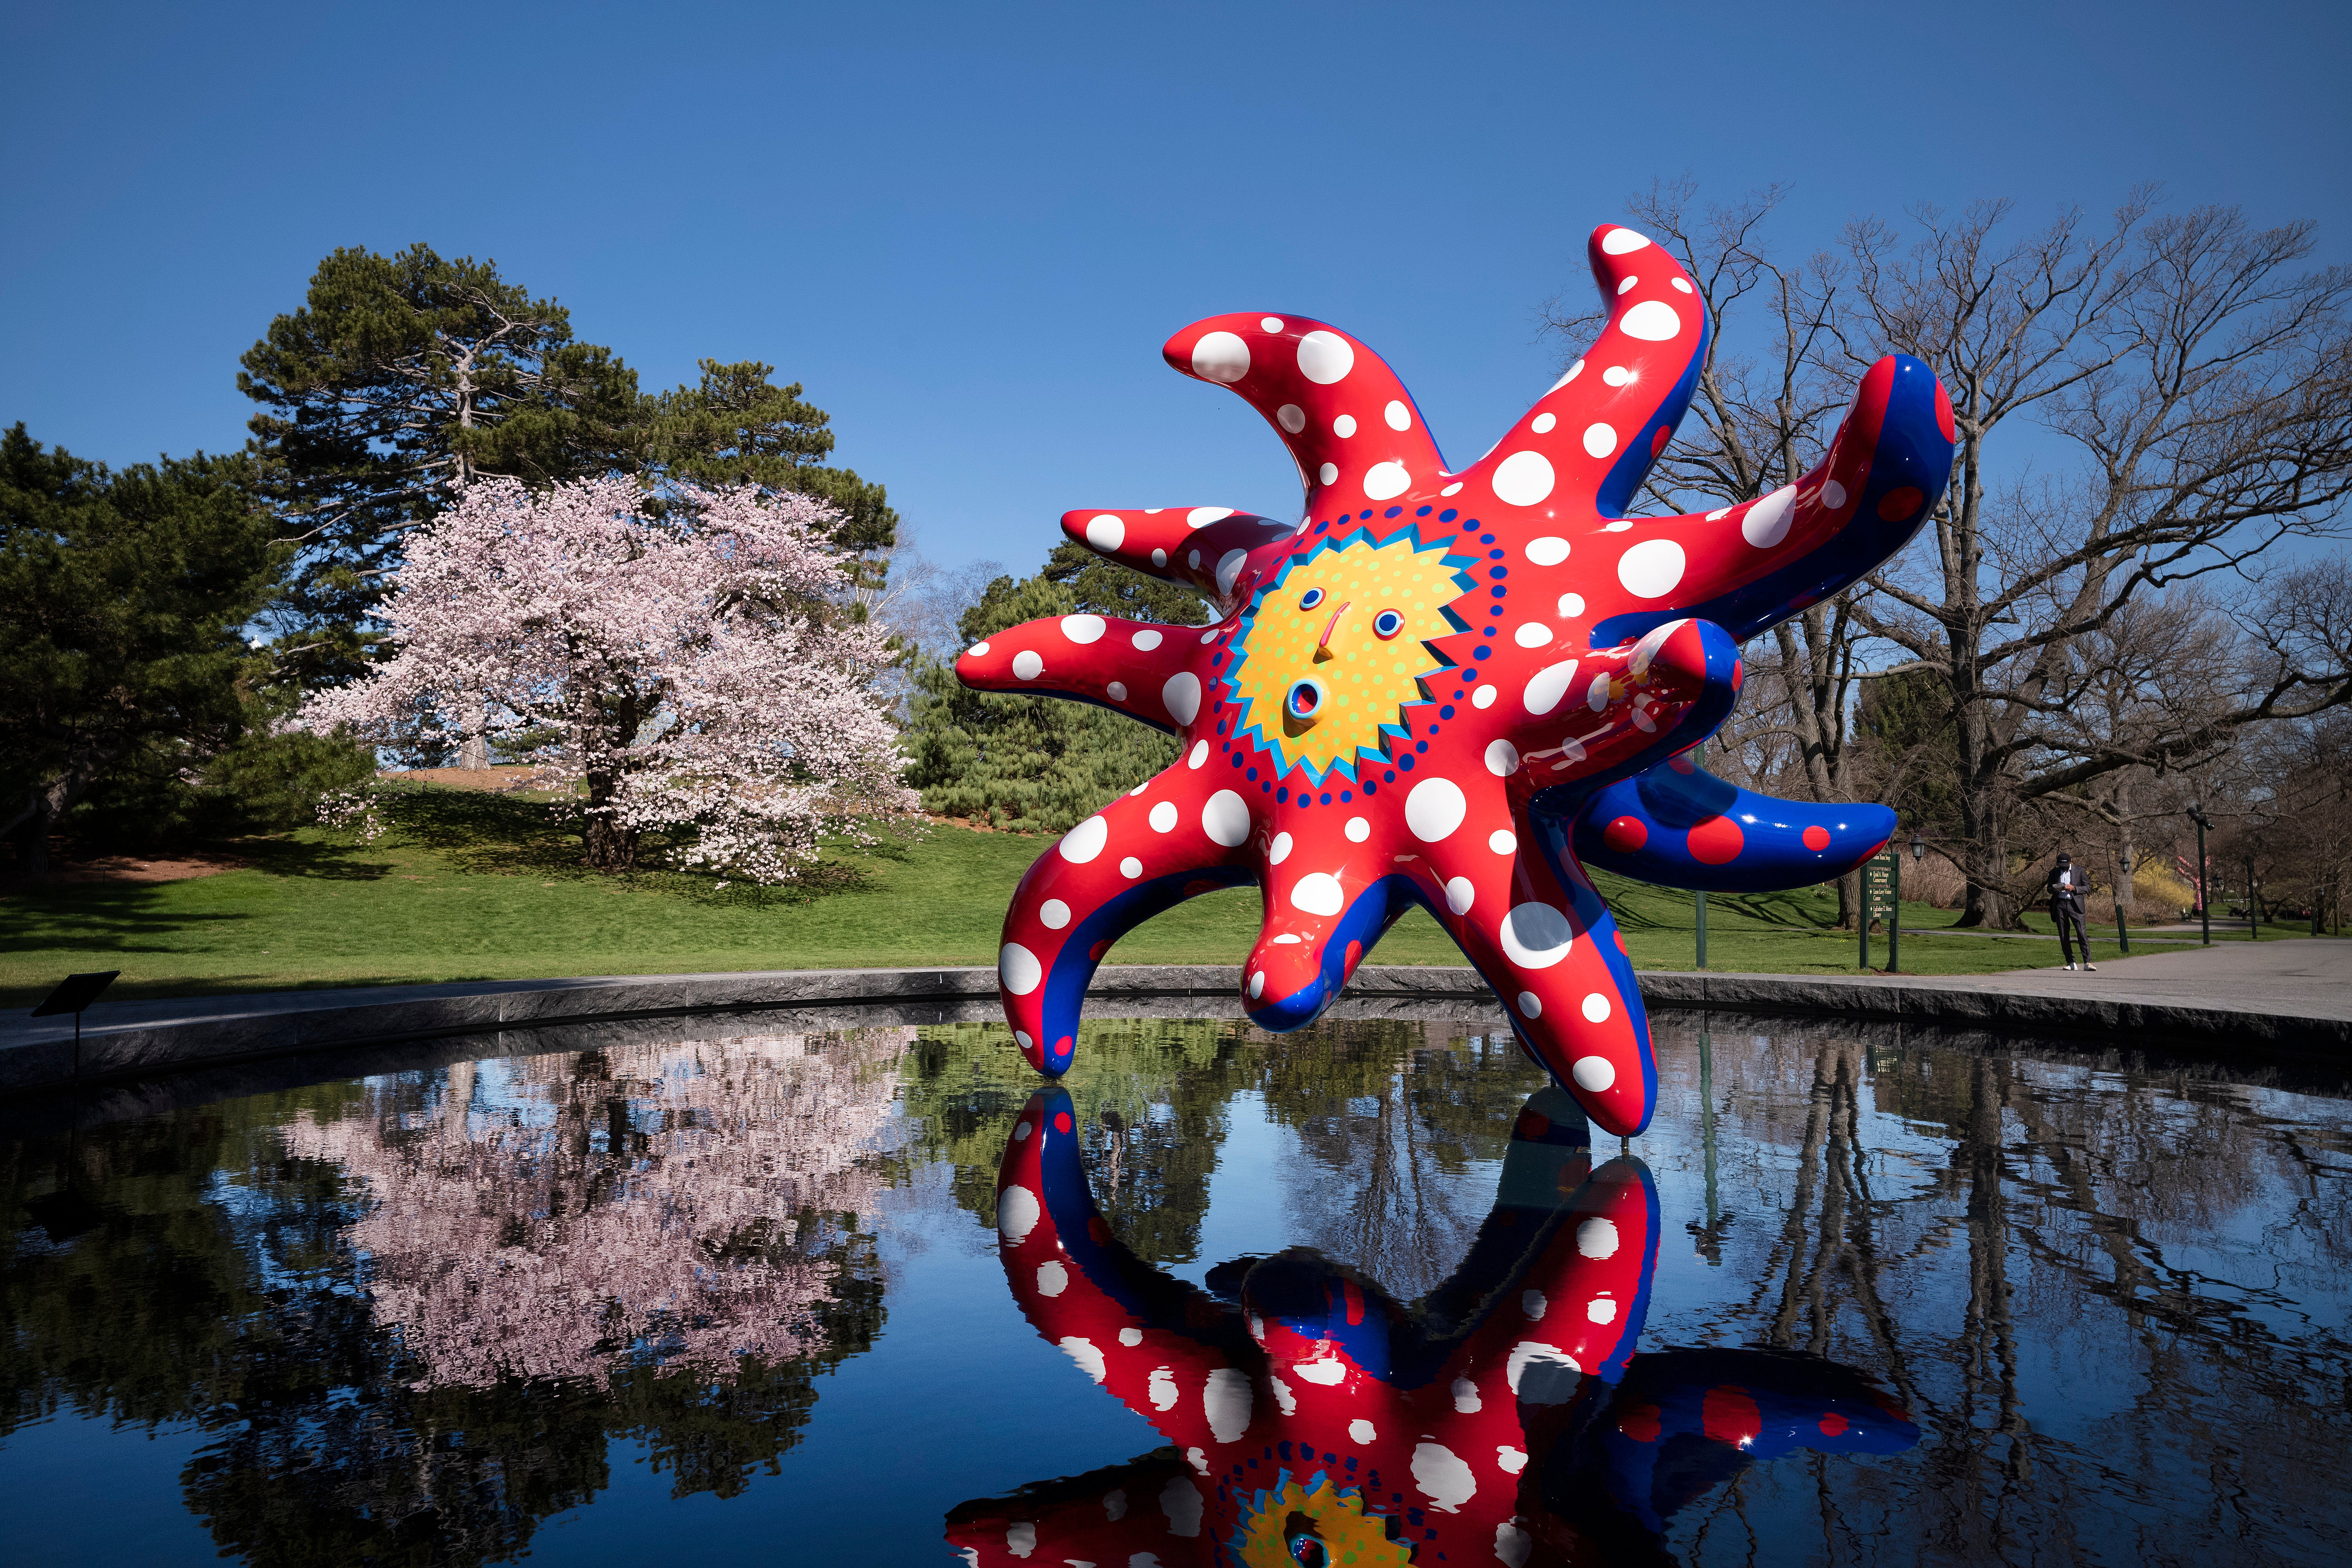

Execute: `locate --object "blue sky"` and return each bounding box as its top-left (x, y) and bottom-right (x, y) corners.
top-left (5, 0), bottom-right (2346, 575)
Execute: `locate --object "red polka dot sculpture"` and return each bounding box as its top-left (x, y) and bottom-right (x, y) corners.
top-left (958, 223), bottom-right (1957, 1135)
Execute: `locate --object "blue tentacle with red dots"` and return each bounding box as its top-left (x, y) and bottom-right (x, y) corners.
top-left (1568, 757), bottom-right (1893, 893)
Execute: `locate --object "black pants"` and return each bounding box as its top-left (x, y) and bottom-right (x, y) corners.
top-left (2051, 900), bottom-right (2091, 965)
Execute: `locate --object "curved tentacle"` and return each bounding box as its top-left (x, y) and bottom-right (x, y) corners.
top-left (1571, 755), bottom-right (1894, 892)
top-left (944, 1452), bottom-right (1203, 1568)
top-left (957, 612), bottom-right (1215, 734)
top-left (1059, 506), bottom-right (1299, 607)
top-left (1457, 224), bottom-right (1713, 522)
top-left (1585, 353), bottom-right (1957, 646)
top-left (1161, 314), bottom-right (1450, 513)
top-left (1393, 778), bottom-right (1655, 1135)
top-left (997, 775), bottom-right (1257, 1074)
top-left (995, 1092), bottom-right (1252, 1416)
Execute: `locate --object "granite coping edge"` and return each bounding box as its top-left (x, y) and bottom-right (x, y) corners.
top-left (2, 963), bottom-right (2339, 1096)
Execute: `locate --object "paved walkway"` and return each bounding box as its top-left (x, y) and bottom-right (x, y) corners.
top-left (1975, 937), bottom-right (2352, 1017)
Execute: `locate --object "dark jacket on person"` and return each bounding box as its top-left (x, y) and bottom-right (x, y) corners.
top-left (2045, 864), bottom-right (2086, 915)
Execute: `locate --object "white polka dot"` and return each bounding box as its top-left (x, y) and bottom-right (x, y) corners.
top-left (1491, 450), bottom-right (1555, 507)
top-left (1484, 739), bottom-right (1520, 776)
top-left (997, 1183), bottom-right (1040, 1241)
top-left (1216, 549), bottom-right (1248, 596)
top-left (1108, 680), bottom-right (1128, 701)
top-left (1616, 275), bottom-right (1639, 296)
top-left (1277, 403), bottom-right (1306, 434)
top-left (1522, 660), bottom-right (1581, 716)
top-left (1445, 876), bottom-right (1476, 914)
top-left (1581, 992), bottom-right (1612, 1023)
top-left (1453, 1377), bottom-right (1480, 1413)
top-left (1201, 628), bottom-right (1219, 641)
top-left (1085, 514), bottom-right (1125, 551)
top-left (1526, 535), bottom-right (1570, 566)
top-left (1297, 329), bottom-right (1354, 384)
top-left (1187, 740), bottom-right (1208, 769)
top-left (1472, 684), bottom-right (1497, 709)
top-left (1671, 276), bottom-right (1693, 294)
top-left (1132, 628), bottom-right (1163, 650)
top-left (1603, 520), bottom-right (1633, 533)
top-left (1513, 622), bottom-right (1551, 648)
top-left (1272, 933), bottom-right (1302, 945)
top-left (1269, 831), bottom-right (1294, 865)
top-left (1385, 399), bottom-right (1412, 431)
top-left (1705, 507), bottom-right (1729, 521)
top-left (1489, 829), bottom-right (1517, 855)
top-left (1750, 491), bottom-right (1797, 552)
top-left (1440, 481), bottom-right (1464, 496)
top-left (1013, 1117), bottom-right (1032, 1139)
top-left (1187, 506), bottom-right (1234, 528)
top-left (1149, 800), bottom-right (1179, 833)
top-left (998, 942), bottom-right (1042, 995)
top-left (1249, 970), bottom-right (1265, 1000)
top-left (1530, 412), bottom-right (1557, 434)
top-left (1619, 300), bottom-right (1683, 341)
top-left (1191, 330), bottom-right (1250, 383)
top-left (1617, 538), bottom-right (1686, 598)
top-left (1120, 856), bottom-right (1143, 878)
top-left (1601, 365), bottom-right (1632, 388)
top-left (1522, 1289), bottom-right (1548, 1319)
top-left (1261, 316), bottom-right (1285, 332)
top-left (966, 641), bottom-right (991, 657)
top-left (1187, 549), bottom-right (1201, 568)
top-left (1583, 423), bottom-right (1617, 459)
top-left (1350, 1418), bottom-right (1378, 1445)
top-left (1500, 902), bottom-right (1573, 967)
top-left (1557, 592), bottom-right (1585, 618)
top-left (1163, 671), bottom-right (1202, 724)
top-left (1518, 990), bottom-right (1542, 1018)
top-left (1587, 673), bottom-right (1612, 712)
top-left (1497, 1448), bottom-right (1528, 1476)
top-left (1201, 789), bottom-right (1251, 846)
top-left (1587, 1297), bottom-right (1618, 1323)
top-left (1061, 614), bottom-right (1106, 644)
top-left (1551, 359), bottom-right (1585, 389)
top-left (1822, 479), bottom-right (1848, 509)
top-left (1318, 462), bottom-right (1339, 485)
top-left (1363, 461), bottom-right (1411, 501)
top-left (1120, 1326), bottom-right (1145, 1345)
top-left (1039, 899), bottom-right (1071, 930)
top-left (1011, 649), bottom-right (1044, 679)
top-left (1573, 1053), bottom-right (1614, 1089)
top-left (1015, 1029), bottom-right (1032, 1049)
top-left (1291, 872), bottom-right (1345, 916)
top-left (1411, 1442), bottom-right (1478, 1511)
top-left (1333, 413), bottom-right (1357, 438)
top-left (1060, 815), bottom-right (1108, 863)
top-left (1576, 1216), bottom-right (1620, 1257)
top-left (1601, 227), bottom-right (1650, 255)
top-left (1345, 815), bottom-right (1370, 842)
top-left (1405, 777), bottom-right (1468, 842)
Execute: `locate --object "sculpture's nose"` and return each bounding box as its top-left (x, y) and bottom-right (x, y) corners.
top-left (1313, 601), bottom-right (1351, 661)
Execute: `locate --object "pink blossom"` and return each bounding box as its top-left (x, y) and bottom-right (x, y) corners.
top-left (302, 477), bottom-right (916, 882)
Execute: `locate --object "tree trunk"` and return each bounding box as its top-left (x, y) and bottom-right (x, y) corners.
top-left (5, 735), bottom-right (118, 875)
top-left (581, 769), bottom-right (637, 871)
top-left (458, 701), bottom-right (490, 771)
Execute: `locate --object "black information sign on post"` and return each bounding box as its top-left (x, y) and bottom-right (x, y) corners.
top-left (30, 970), bottom-right (121, 1080)
top-left (1858, 851), bottom-right (1901, 973)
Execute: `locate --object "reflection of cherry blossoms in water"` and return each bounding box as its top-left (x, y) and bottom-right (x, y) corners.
top-left (283, 1029), bottom-right (908, 1389)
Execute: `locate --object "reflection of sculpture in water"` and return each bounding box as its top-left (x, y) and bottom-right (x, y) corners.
top-left (283, 1029), bottom-right (905, 1387)
top-left (949, 1085), bottom-right (1915, 1565)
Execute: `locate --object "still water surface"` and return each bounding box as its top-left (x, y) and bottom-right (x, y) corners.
top-left (2, 1013), bottom-right (2346, 1565)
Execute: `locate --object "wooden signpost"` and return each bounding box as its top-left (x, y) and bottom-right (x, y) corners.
top-left (1859, 849), bottom-right (1901, 973)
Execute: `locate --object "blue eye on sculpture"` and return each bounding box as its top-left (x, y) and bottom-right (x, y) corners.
top-left (1372, 608), bottom-right (1404, 640)
top-left (1285, 677), bottom-right (1326, 723)
top-left (1299, 586), bottom-right (1326, 610)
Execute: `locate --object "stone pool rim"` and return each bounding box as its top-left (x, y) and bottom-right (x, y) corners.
top-left (3, 962), bottom-right (2342, 1097)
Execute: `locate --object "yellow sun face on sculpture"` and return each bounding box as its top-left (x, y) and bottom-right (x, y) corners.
top-left (1226, 527), bottom-right (1476, 781)
top-left (1235, 1473), bottom-right (1413, 1568)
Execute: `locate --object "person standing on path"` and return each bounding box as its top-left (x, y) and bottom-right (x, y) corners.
top-left (2047, 852), bottom-right (2097, 971)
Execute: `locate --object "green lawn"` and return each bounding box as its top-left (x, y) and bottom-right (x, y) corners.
top-left (0, 784), bottom-right (2284, 1007)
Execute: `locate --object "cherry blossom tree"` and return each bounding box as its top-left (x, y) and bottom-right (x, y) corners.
top-left (281, 1029), bottom-right (908, 1388)
top-left (301, 475), bottom-right (915, 880)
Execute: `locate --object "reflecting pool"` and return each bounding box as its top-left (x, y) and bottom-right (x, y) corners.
top-left (2, 1013), bottom-right (2346, 1565)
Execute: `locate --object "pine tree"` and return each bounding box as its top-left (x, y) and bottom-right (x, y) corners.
top-left (239, 243), bottom-right (639, 685)
top-left (0, 425), bottom-right (287, 869)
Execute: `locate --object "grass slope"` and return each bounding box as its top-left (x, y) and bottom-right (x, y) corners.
top-left (0, 784), bottom-right (2269, 1006)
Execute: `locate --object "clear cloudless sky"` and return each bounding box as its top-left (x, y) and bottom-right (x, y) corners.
top-left (4, 0), bottom-right (2347, 574)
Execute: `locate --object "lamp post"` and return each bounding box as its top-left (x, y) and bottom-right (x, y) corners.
top-left (2188, 805), bottom-right (2212, 946)
top-left (2113, 848), bottom-right (2132, 956)
top-left (2246, 852), bottom-right (2260, 940)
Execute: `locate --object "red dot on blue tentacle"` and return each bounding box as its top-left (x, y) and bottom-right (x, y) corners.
top-left (1803, 826), bottom-right (1831, 851)
top-left (1054, 1111), bottom-right (1072, 1133)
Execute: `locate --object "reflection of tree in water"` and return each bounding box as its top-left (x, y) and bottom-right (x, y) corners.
top-left (283, 1034), bottom-right (900, 1386)
top-left (1654, 1026), bottom-right (2352, 1565)
top-left (0, 1027), bottom-right (906, 1568)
